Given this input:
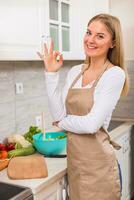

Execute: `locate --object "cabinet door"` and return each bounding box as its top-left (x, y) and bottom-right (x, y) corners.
top-left (124, 132), bottom-right (131, 200)
top-left (34, 176), bottom-right (67, 200)
top-left (115, 129), bottom-right (132, 200)
top-left (0, 0), bottom-right (46, 60)
top-left (114, 134), bottom-right (126, 200)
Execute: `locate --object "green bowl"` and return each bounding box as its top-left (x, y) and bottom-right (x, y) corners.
top-left (33, 132), bottom-right (67, 156)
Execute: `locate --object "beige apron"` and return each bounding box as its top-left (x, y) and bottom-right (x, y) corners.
top-left (66, 63), bottom-right (121, 200)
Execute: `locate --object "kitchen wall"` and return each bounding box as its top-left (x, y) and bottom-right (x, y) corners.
top-left (109, 0), bottom-right (134, 60)
top-left (112, 61), bottom-right (134, 121)
top-left (109, 0), bottom-right (134, 121)
top-left (0, 61), bottom-right (82, 141)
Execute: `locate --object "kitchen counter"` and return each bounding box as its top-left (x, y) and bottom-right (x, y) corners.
top-left (0, 157), bottom-right (67, 195)
top-left (0, 122), bottom-right (133, 199)
top-left (109, 121), bottom-right (133, 140)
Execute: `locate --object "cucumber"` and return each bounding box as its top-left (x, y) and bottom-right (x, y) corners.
top-left (8, 146), bottom-right (36, 158)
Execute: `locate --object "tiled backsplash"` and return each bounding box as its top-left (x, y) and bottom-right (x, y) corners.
top-left (0, 60), bottom-right (133, 141)
top-left (0, 61), bottom-right (82, 141)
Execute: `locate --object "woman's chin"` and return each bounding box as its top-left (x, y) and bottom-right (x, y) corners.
top-left (85, 52), bottom-right (97, 58)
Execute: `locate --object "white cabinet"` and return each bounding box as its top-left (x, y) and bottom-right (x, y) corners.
top-left (114, 127), bottom-right (132, 200)
top-left (0, 0), bottom-right (47, 60)
top-left (34, 176), bottom-right (68, 200)
top-left (0, 0), bottom-right (109, 60)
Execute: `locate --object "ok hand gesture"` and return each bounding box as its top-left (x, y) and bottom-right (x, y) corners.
top-left (37, 39), bottom-right (63, 72)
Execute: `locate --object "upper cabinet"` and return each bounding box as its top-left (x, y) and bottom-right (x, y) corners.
top-left (0, 0), bottom-right (45, 60)
top-left (0, 0), bottom-right (109, 60)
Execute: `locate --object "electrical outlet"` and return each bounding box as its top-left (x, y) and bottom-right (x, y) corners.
top-left (15, 83), bottom-right (23, 94)
top-left (35, 115), bottom-right (42, 127)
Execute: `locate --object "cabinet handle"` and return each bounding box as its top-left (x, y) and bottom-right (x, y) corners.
top-left (62, 188), bottom-right (66, 200)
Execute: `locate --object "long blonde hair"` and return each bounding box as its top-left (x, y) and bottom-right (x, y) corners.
top-left (85, 13), bottom-right (129, 96)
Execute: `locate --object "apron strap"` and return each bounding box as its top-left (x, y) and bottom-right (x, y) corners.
top-left (69, 64), bottom-right (89, 89)
top-left (100, 127), bottom-right (121, 150)
top-left (92, 60), bottom-right (110, 88)
top-left (109, 140), bottom-right (121, 150)
top-left (69, 59), bottom-right (109, 89)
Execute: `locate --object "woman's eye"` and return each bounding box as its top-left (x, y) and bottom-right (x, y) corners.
top-left (86, 31), bottom-right (91, 36)
top-left (97, 35), bottom-right (104, 39)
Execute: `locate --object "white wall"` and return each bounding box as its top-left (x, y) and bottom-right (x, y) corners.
top-left (109, 0), bottom-right (134, 60)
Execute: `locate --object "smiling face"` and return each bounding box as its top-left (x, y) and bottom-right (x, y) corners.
top-left (83, 20), bottom-right (114, 59)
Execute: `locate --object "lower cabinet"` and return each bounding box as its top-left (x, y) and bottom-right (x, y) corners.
top-left (114, 126), bottom-right (133, 200)
top-left (34, 176), bottom-right (68, 200)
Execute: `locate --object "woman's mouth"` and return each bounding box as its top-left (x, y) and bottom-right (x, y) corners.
top-left (87, 45), bottom-right (97, 50)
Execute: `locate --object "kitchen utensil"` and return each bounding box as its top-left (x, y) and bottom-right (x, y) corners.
top-left (33, 132), bottom-right (67, 156)
top-left (41, 112), bottom-right (46, 140)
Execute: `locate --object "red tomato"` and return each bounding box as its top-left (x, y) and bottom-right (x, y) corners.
top-left (0, 143), bottom-right (6, 151)
top-left (0, 150), bottom-right (8, 159)
top-left (6, 143), bottom-right (15, 151)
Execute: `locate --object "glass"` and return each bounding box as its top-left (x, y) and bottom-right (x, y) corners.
top-left (61, 2), bottom-right (69, 23)
top-left (50, 23), bottom-right (59, 50)
top-left (62, 26), bottom-right (70, 51)
top-left (49, 0), bottom-right (58, 20)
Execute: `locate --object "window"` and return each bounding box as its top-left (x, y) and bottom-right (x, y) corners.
top-left (49, 0), bottom-right (70, 52)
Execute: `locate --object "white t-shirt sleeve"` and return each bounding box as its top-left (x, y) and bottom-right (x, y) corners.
top-left (58, 68), bottom-right (125, 134)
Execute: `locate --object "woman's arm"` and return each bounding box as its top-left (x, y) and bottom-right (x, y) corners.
top-left (45, 65), bottom-right (81, 122)
top-left (45, 72), bottom-right (65, 121)
top-left (58, 69), bottom-right (125, 134)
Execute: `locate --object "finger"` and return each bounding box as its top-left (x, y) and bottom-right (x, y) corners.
top-left (53, 51), bottom-right (61, 59)
top-left (58, 54), bottom-right (63, 64)
top-left (49, 39), bottom-right (54, 55)
top-left (44, 43), bottom-right (48, 56)
top-left (37, 52), bottom-right (44, 60)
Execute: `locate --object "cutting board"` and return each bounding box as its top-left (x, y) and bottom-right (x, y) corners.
top-left (7, 155), bottom-right (48, 179)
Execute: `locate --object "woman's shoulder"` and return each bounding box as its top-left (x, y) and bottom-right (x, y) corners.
top-left (104, 66), bottom-right (125, 79)
top-left (67, 63), bottom-right (83, 78)
top-left (69, 63), bottom-right (83, 73)
top-left (97, 66), bottom-right (126, 88)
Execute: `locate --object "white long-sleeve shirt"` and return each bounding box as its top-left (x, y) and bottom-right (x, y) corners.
top-left (45, 64), bottom-right (125, 134)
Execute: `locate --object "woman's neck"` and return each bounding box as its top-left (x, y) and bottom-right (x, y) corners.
top-left (89, 57), bottom-right (108, 71)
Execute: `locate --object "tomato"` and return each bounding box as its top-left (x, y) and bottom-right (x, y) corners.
top-left (6, 143), bottom-right (15, 151)
top-left (0, 143), bottom-right (6, 151)
top-left (0, 150), bottom-right (8, 159)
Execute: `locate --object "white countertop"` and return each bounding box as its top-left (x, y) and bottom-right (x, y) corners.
top-left (0, 122), bottom-right (133, 195)
top-left (109, 122), bottom-right (133, 140)
top-left (0, 157), bottom-right (67, 194)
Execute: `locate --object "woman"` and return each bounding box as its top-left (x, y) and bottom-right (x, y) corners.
top-left (38, 14), bottom-right (129, 200)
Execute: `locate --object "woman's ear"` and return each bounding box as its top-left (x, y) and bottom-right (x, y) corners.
top-left (111, 40), bottom-right (116, 48)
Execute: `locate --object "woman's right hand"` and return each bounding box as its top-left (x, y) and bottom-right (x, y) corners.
top-left (37, 40), bottom-right (63, 72)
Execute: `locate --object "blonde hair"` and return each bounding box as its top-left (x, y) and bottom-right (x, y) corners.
top-left (85, 13), bottom-right (129, 96)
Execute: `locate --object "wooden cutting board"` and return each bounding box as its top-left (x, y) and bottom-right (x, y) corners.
top-left (7, 155), bottom-right (48, 179)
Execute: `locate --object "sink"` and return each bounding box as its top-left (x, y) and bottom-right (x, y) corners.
top-left (0, 182), bottom-right (33, 200)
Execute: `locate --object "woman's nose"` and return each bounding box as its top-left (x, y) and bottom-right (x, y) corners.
top-left (87, 35), bottom-right (95, 44)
